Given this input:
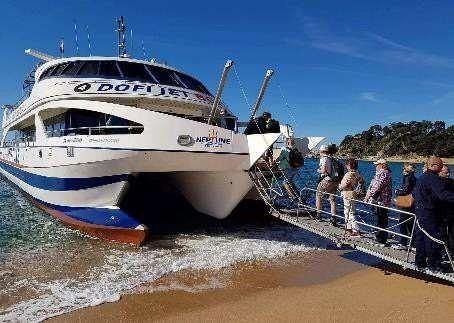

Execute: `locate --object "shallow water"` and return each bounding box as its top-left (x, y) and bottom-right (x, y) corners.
top-left (0, 159), bottom-right (450, 321)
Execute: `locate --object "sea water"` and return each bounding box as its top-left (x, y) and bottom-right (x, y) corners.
top-left (0, 159), bottom-right (449, 321)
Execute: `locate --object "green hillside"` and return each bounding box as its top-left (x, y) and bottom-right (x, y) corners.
top-left (338, 121), bottom-right (454, 158)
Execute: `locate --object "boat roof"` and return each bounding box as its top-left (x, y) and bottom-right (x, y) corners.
top-left (35, 56), bottom-right (188, 81)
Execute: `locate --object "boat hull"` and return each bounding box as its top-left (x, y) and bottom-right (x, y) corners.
top-left (0, 99), bottom-right (279, 244)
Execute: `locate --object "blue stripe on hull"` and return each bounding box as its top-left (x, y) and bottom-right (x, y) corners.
top-left (0, 171), bottom-right (141, 230)
top-left (52, 204), bottom-right (142, 229)
top-left (0, 159), bottom-right (128, 191)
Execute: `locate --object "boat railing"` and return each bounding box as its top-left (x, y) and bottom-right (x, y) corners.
top-left (45, 125), bottom-right (144, 137)
top-left (294, 187), bottom-right (454, 272)
top-left (249, 164), bottom-right (454, 273)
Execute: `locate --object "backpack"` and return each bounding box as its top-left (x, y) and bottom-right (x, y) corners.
top-left (353, 175), bottom-right (366, 199)
top-left (289, 148), bottom-right (304, 168)
top-left (328, 158), bottom-right (345, 182)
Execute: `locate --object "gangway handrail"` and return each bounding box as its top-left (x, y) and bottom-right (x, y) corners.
top-left (249, 165), bottom-right (454, 274)
top-left (297, 187), bottom-right (415, 239)
top-left (299, 187), bottom-right (415, 216)
top-left (295, 186), bottom-right (454, 272)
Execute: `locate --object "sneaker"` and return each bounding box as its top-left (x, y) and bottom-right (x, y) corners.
top-left (330, 219), bottom-right (338, 227)
top-left (350, 231), bottom-right (361, 238)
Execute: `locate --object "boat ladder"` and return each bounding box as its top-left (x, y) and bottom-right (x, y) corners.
top-left (248, 163), bottom-right (454, 284)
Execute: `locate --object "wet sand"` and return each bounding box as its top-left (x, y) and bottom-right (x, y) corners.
top-left (53, 249), bottom-right (454, 322)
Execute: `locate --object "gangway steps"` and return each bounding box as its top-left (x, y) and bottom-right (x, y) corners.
top-left (271, 209), bottom-right (454, 284)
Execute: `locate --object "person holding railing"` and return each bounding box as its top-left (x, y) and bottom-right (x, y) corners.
top-left (414, 157), bottom-right (454, 271)
top-left (364, 159), bottom-right (392, 246)
top-left (339, 158), bottom-right (365, 237)
top-left (439, 164), bottom-right (454, 259)
top-left (393, 163), bottom-right (417, 250)
top-left (316, 145), bottom-right (343, 226)
top-left (274, 137), bottom-right (301, 200)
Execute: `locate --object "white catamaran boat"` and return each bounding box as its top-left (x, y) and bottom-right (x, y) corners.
top-left (0, 18), bottom-right (292, 245)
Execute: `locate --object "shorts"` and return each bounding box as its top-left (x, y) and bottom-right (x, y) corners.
top-left (316, 177), bottom-right (339, 201)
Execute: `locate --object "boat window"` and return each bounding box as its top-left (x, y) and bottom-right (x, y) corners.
top-left (99, 61), bottom-right (122, 78)
top-left (77, 61), bottom-right (100, 76)
top-left (175, 72), bottom-right (211, 94)
top-left (41, 109), bottom-right (143, 137)
top-left (51, 63), bottom-right (69, 76)
top-left (37, 60), bottom-right (211, 95)
top-left (3, 116), bottom-right (36, 147)
top-left (147, 65), bottom-right (182, 87)
top-left (61, 61), bottom-right (83, 75)
top-left (39, 65), bottom-right (57, 81)
top-left (117, 61), bottom-right (153, 82)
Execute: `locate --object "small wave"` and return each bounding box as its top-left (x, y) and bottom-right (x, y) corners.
top-left (0, 226), bottom-right (324, 322)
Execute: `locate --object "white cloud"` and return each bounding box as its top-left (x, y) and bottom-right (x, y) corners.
top-left (297, 17), bottom-right (454, 69)
top-left (432, 90), bottom-right (454, 105)
top-left (360, 92), bottom-right (379, 102)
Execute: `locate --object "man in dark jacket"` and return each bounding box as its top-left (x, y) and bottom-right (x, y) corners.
top-left (439, 165), bottom-right (454, 257)
top-left (394, 164), bottom-right (417, 249)
top-left (244, 112), bottom-right (280, 135)
top-left (414, 157), bottom-right (454, 271)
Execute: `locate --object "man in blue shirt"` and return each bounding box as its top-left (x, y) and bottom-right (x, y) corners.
top-left (414, 156), bottom-right (454, 271)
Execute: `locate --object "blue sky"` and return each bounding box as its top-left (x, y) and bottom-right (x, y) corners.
top-left (1, 0), bottom-right (454, 143)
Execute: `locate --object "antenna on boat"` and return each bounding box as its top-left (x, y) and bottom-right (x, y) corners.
top-left (249, 69), bottom-right (274, 119)
top-left (74, 21), bottom-right (79, 56)
top-left (130, 28), bottom-right (134, 57)
top-left (59, 38), bottom-right (64, 57)
top-left (141, 40), bottom-right (146, 59)
top-left (207, 60), bottom-right (234, 125)
top-left (117, 16), bottom-right (127, 57)
top-left (86, 25), bottom-right (92, 56)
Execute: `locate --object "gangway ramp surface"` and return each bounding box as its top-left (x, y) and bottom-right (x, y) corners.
top-left (270, 209), bottom-right (454, 284)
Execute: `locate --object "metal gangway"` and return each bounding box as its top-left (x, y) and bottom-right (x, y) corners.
top-left (249, 162), bottom-right (454, 284)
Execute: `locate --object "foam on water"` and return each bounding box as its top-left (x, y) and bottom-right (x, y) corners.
top-left (1, 159), bottom-right (360, 322)
top-left (0, 226), bottom-right (325, 322)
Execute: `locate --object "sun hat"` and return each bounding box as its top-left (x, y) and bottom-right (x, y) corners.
top-left (373, 158), bottom-right (387, 165)
top-left (319, 144), bottom-right (329, 152)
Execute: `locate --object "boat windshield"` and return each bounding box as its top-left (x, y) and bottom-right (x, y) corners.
top-left (38, 60), bottom-right (211, 95)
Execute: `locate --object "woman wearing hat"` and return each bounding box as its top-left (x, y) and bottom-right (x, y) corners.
top-left (393, 163), bottom-right (417, 249)
top-left (316, 144), bottom-right (341, 225)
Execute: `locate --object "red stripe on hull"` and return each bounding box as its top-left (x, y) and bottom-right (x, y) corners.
top-left (32, 200), bottom-right (149, 245)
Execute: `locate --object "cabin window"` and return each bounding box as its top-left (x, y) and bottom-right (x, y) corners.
top-left (41, 109), bottom-right (143, 137)
top-left (117, 61), bottom-right (153, 82)
top-left (51, 63), bottom-right (69, 76)
top-left (99, 61), bottom-right (122, 78)
top-left (175, 72), bottom-right (210, 94)
top-left (2, 116), bottom-right (36, 147)
top-left (61, 61), bottom-right (83, 75)
top-left (37, 60), bottom-right (212, 95)
top-left (77, 61), bottom-right (100, 76)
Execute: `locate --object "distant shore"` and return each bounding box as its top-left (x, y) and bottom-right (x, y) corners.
top-left (53, 249), bottom-right (454, 322)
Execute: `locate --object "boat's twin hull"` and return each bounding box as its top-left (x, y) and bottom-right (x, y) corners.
top-left (0, 151), bottom-right (254, 244)
top-left (0, 100), bottom-right (279, 244)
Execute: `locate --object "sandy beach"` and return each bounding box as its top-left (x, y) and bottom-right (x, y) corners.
top-left (53, 249), bottom-right (454, 322)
